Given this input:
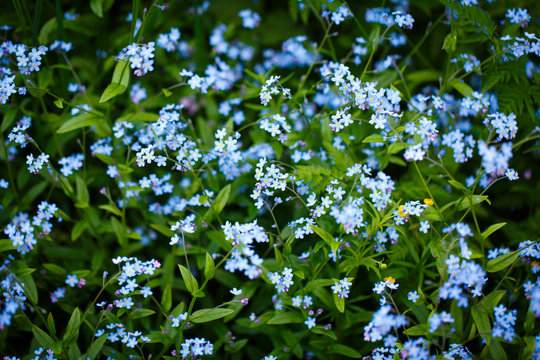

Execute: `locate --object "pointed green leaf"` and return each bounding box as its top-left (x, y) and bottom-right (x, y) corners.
top-left (486, 251), bottom-right (520, 273)
top-left (21, 274), bottom-right (38, 304)
top-left (333, 292), bottom-right (345, 313)
top-left (482, 222), bottom-right (507, 240)
top-left (32, 325), bottom-right (55, 349)
top-left (363, 134), bottom-right (384, 143)
top-left (57, 112), bottom-right (104, 134)
top-left (90, 0), bottom-right (104, 17)
top-left (161, 284), bottom-right (172, 312)
top-left (328, 344), bottom-right (361, 358)
top-left (71, 220), bottom-right (88, 241)
top-left (129, 308), bottom-right (155, 319)
top-left (99, 204), bottom-right (122, 216)
top-left (99, 83), bottom-right (126, 103)
top-left (204, 253), bottom-right (215, 281)
top-left (312, 226), bottom-right (339, 252)
top-left (53, 98), bottom-right (63, 108)
top-left (179, 265), bottom-right (198, 294)
top-left (213, 184), bottom-right (231, 214)
top-left (47, 313), bottom-right (56, 336)
top-left (112, 59), bottom-right (130, 87)
top-left (87, 335), bottom-right (107, 359)
top-left (63, 307), bottom-right (81, 345)
top-left (471, 306), bottom-right (491, 344)
top-left (450, 79), bottom-right (474, 97)
top-left (267, 311), bottom-right (304, 325)
top-left (190, 308), bottom-right (234, 323)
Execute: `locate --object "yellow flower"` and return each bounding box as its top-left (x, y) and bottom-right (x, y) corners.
top-left (424, 198), bottom-right (434, 206)
top-left (384, 276), bottom-right (396, 284)
top-left (399, 205), bottom-right (408, 217)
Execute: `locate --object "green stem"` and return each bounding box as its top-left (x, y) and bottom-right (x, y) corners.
top-left (294, 22), bottom-right (333, 102)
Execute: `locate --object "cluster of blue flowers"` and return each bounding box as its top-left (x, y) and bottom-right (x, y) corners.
top-left (238, 9), bottom-right (261, 29)
top-left (428, 311), bottom-right (455, 333)
top-left (58, 153), bottom-right (84, 176)
top-left (177, 338), bottom-right (213, 358)
top-left (95, 323), bottom-right (151, 349)
top-left (492, 304), bottom-right (517, 341)
top-left (109, 257), bottom-right (160, 310)
top-left (268, 267), bottom-right (294, 293)
top-left (118, 42), bottom-right (156, 76)
top-left (156, 27), bottom-right (188, 55)
top-left (363, 305), bottom-right (407, 342)
top-left (0, 272), bottom-right (26, 330)
top-left (439, 255), bottom-right (486, 307)
top-left (223, 220), bottom-right (268, 279)
top-left (4, 201), bottom-right (58, 254)
top-left (331, 278), bottom-right (352, 298)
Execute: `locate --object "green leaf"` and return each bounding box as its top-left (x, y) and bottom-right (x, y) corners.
top-left (207, 230), bottom-right (232, 251)
top-left (47, 313), bottom-right (56, 335)
top-left (20, 274), bottom-right (38, 303)
top-left (484, 290), bottom-right (506, 309)
top-left (90, 0), bottom-right (104, 17)
top-left (53, 98), bottom-right (64, 108)
top-left (213, 184), bottom-right (231, 214)
top-left (43, 263), bottom-right (65, 276)
top-left (450, 79), bottom-right (474, 97)
top-left (471, 306), bottom-right (492, 344)
top-left (32, 325), bottom-right (55, 349)
top-left (161, 284), bottom-right (172, 312)
top-left (112, 59), bottom-right (131, 87)
top-left (486, 251), bottom-right (520, 273)
top-left (75, 176), bottom-right (89, 208)
top-left (456, 195), bottom-right (489, 211)
top-left (95, 153), bottom-right (116, 165)
top-left (328, 344), bottom-right (361, 358)
top-left (38, 17), bottom-right (55, 45)
top-left (162, 88), bottom-right (172, 97)
top-left (388, 142), bottom-right (407, 155)
top-left (71, 220), bottom-right (88, 241)
top-left (333, 292), bottom-right (345, 313)
top-left (442, 32), bottom-right (457, 54)
top-left (117, 112), bottom-right (159, 123)
top-left (100, 59), bottom-right (130, 102)
top-left (204, 253), bottom-right (215, 280)
top-left (311, 326), bottom-right (337, 340)
top-left (57, 112), bottom-right (104, 134)
top-left (267, 312), bottom-right (304, 325)
top-left (481, 222), bottom-right (507, 240)
top-left (423, 207), bottom-right (442, 222)
top-left (131, 0), bottom-right (141, 41)
top-left (0, 239), bottom-right (16, 253)
top-left (448, 179), bottom-right (470, 194)
top-left (63, 307), bottom-right (81, 345)
top-left (312, 226), bottom-right (339, 252)
top-left (99, 83), bottom-right (126, 103)
top-left (99, 204), bottom-right (122, 216)
top-left (1, 107), bottom-right (18, 132)
top-left (87, 335), bottom-right (107, 359)
top-left (199, 195), bottom-right (210, 205)
top-left (304, 279), bottom-right (335, 292)
top-left (363, 134), bottom-right (384, 143)
top-left (129, 308), bottom-right (156, 319)
top-left (179, 265), bottom-right (199, 294)
top-left (111, 217), bottom-right (127, 247)
top-left (488, 340), bottom-right (507, 360)
top-left (403, 323), bottom-right (429, 336)
top-left (190, 308), bottom-right (234, 323)
top-left (150, 223), bottom-right (174, 237)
